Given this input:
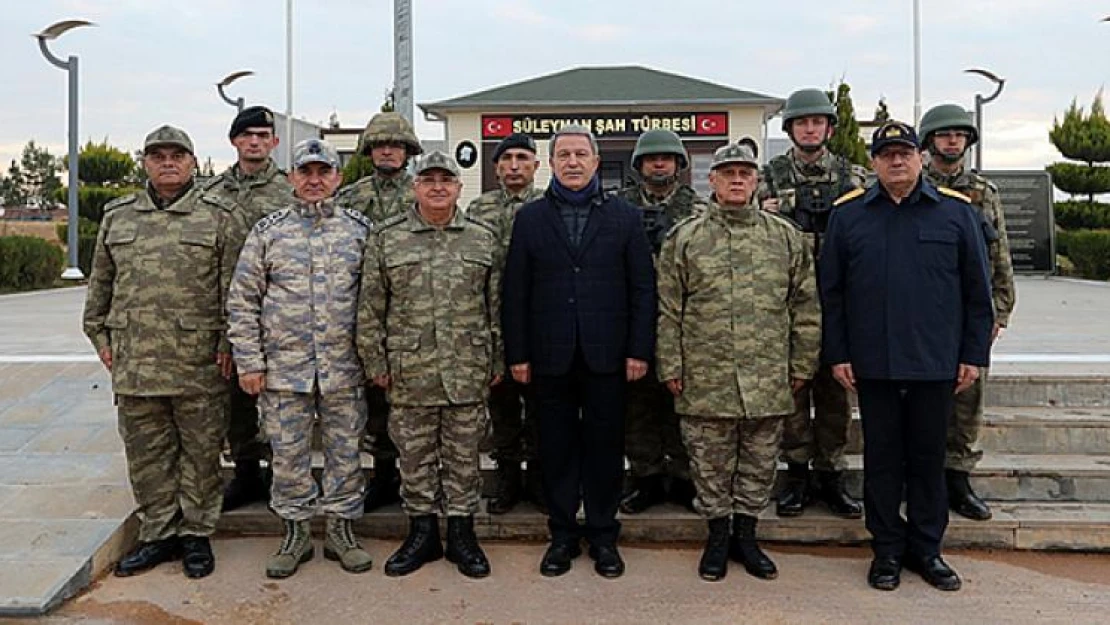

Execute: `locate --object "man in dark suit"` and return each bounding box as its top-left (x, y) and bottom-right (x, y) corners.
top-left (820, 121), bottom-right (993, 592)
top-left (502, 125), bottom-right (656, 579)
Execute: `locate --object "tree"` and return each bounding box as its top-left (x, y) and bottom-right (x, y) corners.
top-left (1, 141), bottom-right (62, 208)
top-left (342, 154), bottom-right (376, 186)
top-left (826, 82), bottom-right (869, 167)
top-left (874, 97), bottom-right (891, 123)
top-left (381, 88), bottom-right (395, 113)
top-left (1048, 92), bottom-right (1110, 201)
top-left (70, 139), bottom-right (136, 186)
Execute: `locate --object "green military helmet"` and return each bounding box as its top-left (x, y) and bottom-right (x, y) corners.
top-left (357, 112), bottom-right (423, 157)
top-left (781, 88), bottom-right (837, 132)
top-left (919, 103), bottom-right (979, 148)
top-left (631, 129), bottom-right (689, 171)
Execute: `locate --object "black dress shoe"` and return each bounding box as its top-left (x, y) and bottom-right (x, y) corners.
top-left (539, 541), bottom-right (581, 577)
top-left (115, 538), bottom-right (181, 577)
top-left (588, 544), bottom-right (625, 579)
top-left (619, 475), bottom-right (666, 514)
top-left (905, 555), bottom-right (961, 591)
top-left (867, 556), bottom-right (902, 591)
top-left (181, 536), bottom-right (215, 579)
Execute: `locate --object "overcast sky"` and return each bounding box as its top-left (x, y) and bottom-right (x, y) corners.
top-left (2, 0), bottom-right (1107, 174)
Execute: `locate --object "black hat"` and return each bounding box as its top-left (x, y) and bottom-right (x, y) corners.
top-left (229, 105), bottom-right (276, 140)
top-left (492, 133), bottom-right (537, 163)
top-left (870, 121), bottom-right (920, 156)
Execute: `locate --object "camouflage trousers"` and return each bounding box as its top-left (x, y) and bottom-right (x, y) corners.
top-left (680, 415), bottom-right (785, 519)
top-left (260, 387), bottom-right (368, 521)
top-left (389, 403), bottom-right (488, 517)
top-left (226, 383), bottom-right (269, 464)
top-left (117, 392), bottom-right (228, 542)
top-left (780, 364), bottom-right (851, 471)
top-left (360, 385), bottom-right (398, 463)
top-left (947, 367), bottom-right (987, 472)
top-left (625, 377), bottom-right (689, 479)
top-left (489, 378), bottom-right (539, 468)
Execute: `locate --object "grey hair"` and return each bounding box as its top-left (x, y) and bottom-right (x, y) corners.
top-left (550, 124), bottom-right (599, 155)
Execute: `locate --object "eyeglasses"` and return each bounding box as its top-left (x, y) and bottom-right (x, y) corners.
top-left (933, 130), bottom-right (970, 140)
top-left (415, 176), bottom-right (459, 187)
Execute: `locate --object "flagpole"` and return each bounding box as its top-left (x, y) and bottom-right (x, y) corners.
top-left (913, 0), bottom-right (922, 125)
top-left (285, 0), bottom-right (293, 166)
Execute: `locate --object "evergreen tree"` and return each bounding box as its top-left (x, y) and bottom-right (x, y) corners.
top-left (826, 82), bottom-right (869, 167)
top-left (1047, 92), bottom-right (1110, 202)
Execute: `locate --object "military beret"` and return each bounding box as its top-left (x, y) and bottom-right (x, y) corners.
top-left (229, 105), bottom-right (276, 140)
top-left (492, 133), bottom-right (537, 163)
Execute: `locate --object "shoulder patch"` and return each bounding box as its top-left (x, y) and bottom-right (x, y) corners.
top-left (103, 193), bottom-right (138, 213)
top-left (254, 208), bottom-right (292, 233)
top-left (199, 193), bottom-right (235, 212)
top-left (341, 207), bottom-right (372, 229)
top-left (938, 186), bottom-right (972, 203)
top-left (832, 187), bottom-right (865, 206)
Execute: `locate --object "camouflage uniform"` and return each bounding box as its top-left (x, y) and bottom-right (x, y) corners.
top-left (335, 172), bottom-right (416, 464)
top-left (656, 200), bottom-right (820, 519)
top-left (617, 183), bottom-right (707, 483)
top-left (357, 206), bottom-right (501, 516)
top-left (466, 185), bottom-right (543, 474)
top-left (82, 183), bottom-right (244, 542)
top-left (204, 159), bottom-right (293, 467)
top-left (759, 149), bottom-right (866, 472)
top-left (226, 199), bottom-right (371, 520)
top-left (925, 163), bottom-right (1016, 471)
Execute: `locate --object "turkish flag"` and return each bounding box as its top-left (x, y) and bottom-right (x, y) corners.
top-left (482, 117), bottom-right (513, 138)
top-left (695, 113), bottom-right (728, 136)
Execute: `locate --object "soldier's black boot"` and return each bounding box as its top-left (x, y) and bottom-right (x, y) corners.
top-left (946, 469), bottom-right (992, 521)
top-left (488, 462), bottom-right (522, 515)
top-left (445, 516), bottom-right (491, 579)
top-left (181, 536), bottom-right (215, 579)
top-left (730, 514), bottom-right (777, 580)
top-left (619, 474), bottom-right (666, 514)
top-left (384, 514), bottom-right (443, 577)
top-left (698, 517), bottom-right (730, 581)
top-left (115, 537), bottom-right (181, 577)
top-left (364, 459), bottom-right (402, 512)
top-left (816, 470), bottom-right (863, 519)
top-left (775, 463), bottom-right (810, 517)
top-left (669, 477), bottom-right (698, 513)
top-left (524, 466), bottom-right (548, 514)
top-left (222, 460), bottom-right (269, 512)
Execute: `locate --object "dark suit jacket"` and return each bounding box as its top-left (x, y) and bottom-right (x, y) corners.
top-left (502, 188), bottom-right (657, 376)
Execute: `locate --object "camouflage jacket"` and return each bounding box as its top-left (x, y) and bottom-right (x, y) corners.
top-left (465, 184), bottom-right (543, 253)
top-left (357, 206), bottom-right (502, 407)
top-left (226, 199), bottom-right (371, 394)
top-left (617, 183), bottom-right (708, 256)
top-left (334, 171), bottom-right (415, 223)
top-left (758, 149), bottom-right (868, 237)
top-left (656, 201), bottom-right (820, 419)
top-left (925, 163), bottom-right (1016, 327)
top-left (82, 186), bottom-right (246, 396)
top-left (203, 159), bottom-right (293, 254)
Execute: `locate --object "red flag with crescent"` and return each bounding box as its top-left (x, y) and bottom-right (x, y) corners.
top-left (695, 113), bottom-right (728, 136)
top-left (482, 117), bottom-right (513, 138)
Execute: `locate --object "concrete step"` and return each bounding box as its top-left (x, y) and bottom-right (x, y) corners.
top-left (986, 375), bottom-right (1110, 407)
top-left (216, 500), bottom-right (1110, 552)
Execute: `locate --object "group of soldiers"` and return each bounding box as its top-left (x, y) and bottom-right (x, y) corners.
top-left (81, 84), bottom-right (1013, 588)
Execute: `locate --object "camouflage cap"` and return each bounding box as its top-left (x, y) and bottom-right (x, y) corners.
top-left (291, 138), bottom-right (340, 169)
top-left (144, 125), bottom-right (194, 155)
top-left (414, 150), bottom-right (460, 177)
top-left (709, 141), bottom-right (759, 170)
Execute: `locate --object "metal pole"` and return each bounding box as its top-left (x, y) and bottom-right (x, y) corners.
top-left (285, 0), bottom-right (293, 166)
top-left (974, 94), bottom-right (984, 171)
top-left (62, 55), bottom-right (82, 279)
top-left (394, 0), bottom-right (414, 123)
top-left (913, 0), bottom-right (922, 126)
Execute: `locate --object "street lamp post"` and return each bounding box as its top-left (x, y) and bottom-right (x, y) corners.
top-left (34, 19), bottom-right (95, 280)
top-left (964, 68), bottom-right (1006, 171)
top-left (217, 70), bottom-right (255, 112)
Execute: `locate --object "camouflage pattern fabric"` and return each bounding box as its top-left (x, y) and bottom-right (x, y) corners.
top-left (466, 184), bottom-right (544, 252)
top-left (656, 201), bottom-right (821, 419)
top-left (226, 199), bottom-right (370, 393)
top-left (780, 365), bottom-right (851, 471)
top-left (617, 183), bottom-right (707, 256)
top-left (118, 393), bottom-right (228, 541)
top-left (260, 387), bottom-right (368, 520)
top-left (680, 415), bottom-right (785, 519)
top-left (83, 186), bottom-right (246, 396)
top-left (334, 172), bottom-right (416, 224)
top-left (925, 164), bottom-right (1015, 472)
top-left (357, 206), bottom-right (502, 407)
top-left (389, 403), bottom-right (488, 516)
top-left (757, 149), bottom-right (868, 231)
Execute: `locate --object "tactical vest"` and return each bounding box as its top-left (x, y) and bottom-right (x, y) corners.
top-left (766, 155), bottom-right (856, 235)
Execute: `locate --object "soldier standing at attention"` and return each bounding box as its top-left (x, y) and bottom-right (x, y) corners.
top-left (335, 111), bottom-right (423, 512)
top-left (358, 152), bottom-right (501, 579)
top-left (83, 125), bottom-right (244, 579)
top-left (227, 139), bottom-right (373, 579)
top-left (759, 88), bottom-right (866, 520)
top-left (920, 103), bottom-right (1016, 522)
top-left (617, 129), bottom-right (706, 514)
top-left (657, 141), bottom-right (820, 582)
top-left (204, 105), bottom-right (294, 511)
top-left (466, 133), bottom-right (546, 515)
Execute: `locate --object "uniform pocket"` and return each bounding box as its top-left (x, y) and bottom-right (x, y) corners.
top-left (918, 229), bottom-right (958, 269)
top-left (178, 316), bottom-right (224, 365)
top-left (385, 334), bottom-right (420, 382)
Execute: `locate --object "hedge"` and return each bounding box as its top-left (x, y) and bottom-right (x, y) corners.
top-left (0, 236), bottom-right (64, 291)
top-left (1057, 229), bottom-right (1110, 280)
top-left (1054, 201), bottom-right (1110, 230)
top-left (55, 218), bottom-right (99, 277)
